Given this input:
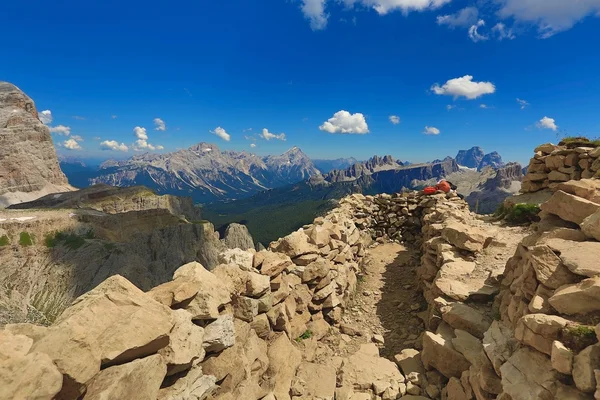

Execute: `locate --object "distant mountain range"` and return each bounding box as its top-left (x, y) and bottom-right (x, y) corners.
top-left (455, 146), bottom-right (504, 171)
top-left (312, 158), bottom-right (358, 173)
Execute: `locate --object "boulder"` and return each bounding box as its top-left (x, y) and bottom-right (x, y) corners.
top-left (526, 244), bottom-right (580, 289)
top-left (159, 309), bottom-right (205, 376)
top-left (294, 362), bottom-right (337, 399)
top-left (482, 321), bottom-right (519, 376)
top-left (269, 230), bottom-right (318, 258)
top-left (551, 340), bottom-right (573, 375)
top-left (549, 276), bottom-right (600, 315)
top-left (573, 344), bottom-right (600, 393)
top-left (339, 343), bottom-right (404, 390)
top-left (441, 303), bottom-right (492, 339)
top-left (202, 314), bottom-right (236, 353)
top-left (157, 365), bottom-right (217, 400)
top-left (172, 262), bottom-right (232, 320)
top-left (442, 221), bottom-right (490, 253)
top-left (0, 330), bottom-right (33, 362)
top-left (255, 251), bottom-right (294, 278)
top-left (0, 352), bottom-right (63, 400)
top-left (302, 258), bottom-right (332, 283)
top-left (266, 333), bottom-right (302, 400)
top-left (148, 279), bottom-right (201, 307)
top-left (221, 223), bottom-right (254, 251)
top-left (451, 329), bottom-right (484, 368)
top-left (218, 248), bottom-right (254, 271)
top-left (540, 190), bottom-right (600, 225)
top-left (500, 347), bottom-right (559, 400)
top-left (514, 314), bottom-right (569, 355)
top-left (581, 209), bottom-right (600, 242)
top-left (394, 348), bottom-right (425, 377)
top-left (434, 261), bottom-right (497, 302)
top-left (556, 179), bottom-right (600, 203)
top-left (421, 331), bottom-right (471, 379)
top-left (545, 238), bottom-right (600, 278)
top-left (84, 354), bottom-right (167, 400)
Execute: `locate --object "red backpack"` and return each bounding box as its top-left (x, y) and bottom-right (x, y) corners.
top-left (423, 186), bottom-right (437, 195)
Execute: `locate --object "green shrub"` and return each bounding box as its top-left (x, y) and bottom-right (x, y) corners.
top-left (19, 232), bottom-right (33, 246)
top-left (559, 136), bottom-right (600, 148)
top-left (0, 235), bottom-right (9, 246)
top-left (504, 204), bottom-right (541, 224)
top-left (296, 330), bottom-right (313, 342)
top-left (44, 233), bottom-right (58, 248)
top-left (562, 324), bottom-right (597, 352)
top-left (44, 231), bottom-right (91, 250)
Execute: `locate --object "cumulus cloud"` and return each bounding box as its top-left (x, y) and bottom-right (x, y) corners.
top-left (492, 22), bottom-right (515, 40)
top-left (431, 75), bottom-right (496, 100)
top-left (496, 0), bottom-right (600, 38)
top-left (72, 115), bottom-right (86, 120)
top-left (446, 104), bottom-right (457, 111)
top-left (70, 135), bottom-right (84, 142)
top-left (100, 140), bottom-right (129, 152)
top-left (250, 143), bottom-right (257, 148)
top-left (133, 126), bottom-right (164, 150)
top-left (111, 115), bottom-right (118, 119)
top-left (351, 0), bottom-right (452, 15)
top-left (517, 98), bottom-right (530, 109)
top-left (49, 125), bottom-right (71, 135)
top-left (260, 128), bottom-right (287, 141)
top-left (423, 126), bottom-right (441, 135)
top-left (39, 110), bottom-right (53, 124)
top-left (153, 118), bottom-right (166, 131)
top-left (437, 7), bottom-right (479, 27)
top-left (302, 0), bottom-right (328, 30)
top-left (537, 116), bottom-right (558, 131)
top-left (210, 127), bottom-right (231, 142)
top-left (468, 19), bottom-right (489, 42)
top-left (63, 138), bottom-right (82, 150)
top-left (319, 110), bottom-right (369, 134)
top-left (389, 115), bottom-right (401, 125)
top-left (480, 104), bottom-right (489, 109)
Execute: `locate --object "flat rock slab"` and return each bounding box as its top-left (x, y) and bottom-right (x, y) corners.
top-left (545, 239), bottom-right (600, 277)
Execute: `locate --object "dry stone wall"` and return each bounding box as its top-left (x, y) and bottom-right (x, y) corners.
top-left (3, 176), bottom-right (600, 400)
top-left (522, 142), bottom-right (600, 193)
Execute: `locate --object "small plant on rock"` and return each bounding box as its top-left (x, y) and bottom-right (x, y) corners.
top-left (562, 324), bottom-right (597, 352)
top-left (296, 330), bottom-right (313, 342)
top-left (504, 204), bottom-right (541, 225)
top-left (0, 235), bottom-right (9, 246)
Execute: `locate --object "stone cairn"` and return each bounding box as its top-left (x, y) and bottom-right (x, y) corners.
top-left (3, 151), bottom-right (600, 399)
top-left (522, 142), bottom-right (600, 193)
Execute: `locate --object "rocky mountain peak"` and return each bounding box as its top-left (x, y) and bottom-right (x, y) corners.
top-left (189, 142), bottom-right (221, 154)
top-left (0, 81), bottom-right (71, 207)
top-left (456, 146), bottom-right (505, 171)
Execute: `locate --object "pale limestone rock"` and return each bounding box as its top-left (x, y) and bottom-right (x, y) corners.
top-left (549, 276), bottom-right (600, 315)
top-left (573, 345), bottom-right (600, 393)
top-left (213, 264), bottom-right (270, 298)
top-left (232, 295), bottom-right (260, 322)
top-left (0, 330), bottom-right (33, 362)
top-left (254, 251), bottom-right (294, 277)
top-left (500, 347), bottom-right (558, 400)
top-left (540, 190), bottom-right (600, 225)
top-left (441, 303), bottom-right (491, 339)
top-left (556, 179), bottom-right (600, 203)
top-left (157, 365), bottom-right (217, 400)
top-left (84, 354), bottom-right (167, 400)
top-left (159, 309), bottom-right (205, 376)
top-left (148, 279), bottom-right (201, 307)
top-left (526, 244), bottom-right (580, 289)
top-left (172, 262), bottom-right (232, 320)
top-left (266, 333), bottom-right (302, 400)
top-left (339, 343), bottom-right (403, 390)
top-left (218, 248), bottom-right (254, 271)
top-left (302, 258), bottom-right (332, 283)
top-left (250, 313), bottom-right (271, 339)
top-left (482, 321), bottom-right (519, 376)
top-left (394, 348), bottom-right (426, 376)
top-left (421, 331), bottom-right (471, 379)
top-left (514, 314), bottom-right (569, 355)
top-left (551, 340), bottom-right (573, 375)
top-left (203, 314), bottom-right (235, 353)
top-left (545, 238), bottom-right (600, 277)
top-left (0, 352), bottom-right (63, 400)
top-left (294, 362), bottom-right (337, 399)
top-left (451, 330), bottom-right (484, 368)
top-left (442, 221), bottom-right (490, 253)
top-left (269, 230), bottom-right (318, 258)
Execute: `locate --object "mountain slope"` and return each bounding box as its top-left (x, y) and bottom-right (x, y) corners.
top-left (455, 146), bottom-right (505, 171)
top-left (313, 157), bottom-right (359, 173)
top-left (89, 143), bottom-right (321, 203)
top-left (0, 81), bottom-right (72, 207)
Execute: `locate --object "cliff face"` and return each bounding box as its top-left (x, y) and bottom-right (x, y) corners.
top-left (0, 82), bottom-right (71, 207)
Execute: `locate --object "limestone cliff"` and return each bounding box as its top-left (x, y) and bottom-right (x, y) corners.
top-left (0, 82), bottom-right (71, 207)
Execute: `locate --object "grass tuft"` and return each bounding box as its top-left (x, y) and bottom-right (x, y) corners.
top-left (295, 330), bottom-right (313, 342)
top-left (0, 235), bottom-right (9, 246)
top-left (19, 232), bottom-right (33, 246)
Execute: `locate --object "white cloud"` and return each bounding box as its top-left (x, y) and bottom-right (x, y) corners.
top-left (63, 138), bottom-right (82, 150)
top-left (389, 115), bottom-right (401, 124)
top-left (71, 135), bottom-right (84, 142)
top-left (72, 115), bottom-right (86, 120)
top-left (133, 126), bottom-right (163, 150)
top-left (210, 127), bottom-right (231, 142)
top-left (480, 104), bottom-right (489, 109)
top-left (423, 126), bottom-right (441, 135)
top-left (250, 143), bottom-right (257, 148)
top-left (468, 19), bottom-right (489, 42)
top-left (492, 22), bottom-right (515, 40)
top-left (93, 136), bottom-right (101, 141)
top-left (431, 75), bottom-right (496, 100)
top-left (351, 0), bottom-right (452, 15)
top-left (301, 0), bottom-right (328, 30)
top-left (437, 7), bottom-right (479, 27)
top-left (100, 140), bottom-right (129, 152)
top-left (537, 116), bottom-right (558, 131)
top-left (446, 104), bottom-right (457, 111)
top-left (243, 128), bottom-right (253, 132)
top-left (39, 110), bottom-right (53, 124)
top-left (496, 0), bottom-right (600, 38)
top-left (153, 118), bottom-right (166, 131)
top-left (111, 115), bottom-right (118, 119)
top-left (49, 125), bottom-right (71, 135)
top-left (517, 98), bottom-right (530, 109)
top-left (260, 128), bottom-right (287, 141)
top-left (319, 110), bottom-right (369, 134)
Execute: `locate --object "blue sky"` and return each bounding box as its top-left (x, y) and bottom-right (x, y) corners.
top-left (2, 0), bottom-right (600, 165)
